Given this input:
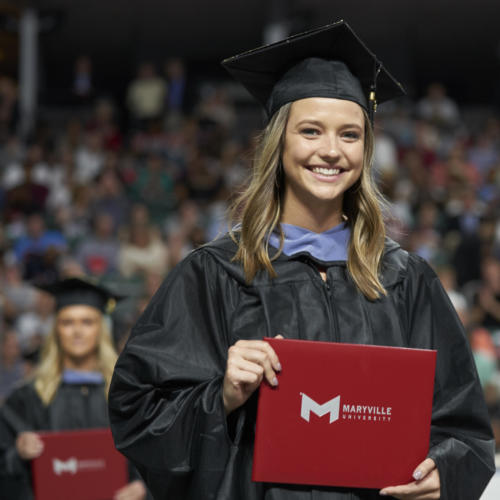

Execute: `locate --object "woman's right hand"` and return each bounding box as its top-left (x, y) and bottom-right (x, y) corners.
top-left (16, 432), bottom-right (44, 460)
top-left (223, 336), bottom-right (283, 415)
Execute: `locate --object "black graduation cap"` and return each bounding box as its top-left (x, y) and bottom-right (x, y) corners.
top-left (222, 20), bottom-right (405, 120)
top-left (36, 277), bottom-right (122, 314)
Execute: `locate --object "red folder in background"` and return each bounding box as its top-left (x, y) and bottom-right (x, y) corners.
top-left (32, 428), bottom-right (127, 500)
top-left (252, 338), bottom-right (437, 489)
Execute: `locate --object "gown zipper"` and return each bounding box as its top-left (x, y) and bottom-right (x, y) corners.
top-left (303, 258), bottom-right (339, 342)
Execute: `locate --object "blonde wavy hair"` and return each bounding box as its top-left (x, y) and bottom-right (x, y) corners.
top-left (34, 312), bottom-right (118, 405)
top-left (230, 101), bottom-right (387, 300)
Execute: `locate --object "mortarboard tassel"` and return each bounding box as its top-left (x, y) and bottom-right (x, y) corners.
top-left (369, 61), bottom-right (382, 125)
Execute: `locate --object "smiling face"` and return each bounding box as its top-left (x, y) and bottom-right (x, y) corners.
top-left (281, 97), bottom-right (365, 229)
top-left (56, 305), bottom-right (101, 368)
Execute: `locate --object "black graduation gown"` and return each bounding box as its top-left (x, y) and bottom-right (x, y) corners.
top-left (0, 380), bottom-right (141, 499)
top-left (108, 235), bottom-right (495, 500)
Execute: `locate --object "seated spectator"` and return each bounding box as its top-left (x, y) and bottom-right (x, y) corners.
top-left (57, 255), bottom-right (85, 279)
top-left (0, 278), bottom-right (148, 499)
top-left (385, 178), bottom-right (415, 245)
top-left (55, 184), bottom-right (92, 246)
top-left (13, 214), bottom-right (66, 282)
top-left (59, 117), bottom-right (83, 152)
top-left (399, 149), bottom-right (428, 194)
top-left (196, 83), bottom-right (236, 130)
top-left (72, 55), bottom-right (94, 101)
top-left (165, 229), bottom-right (192, 269)
top-left (436, 265), bottom-right (469, 323)
top-left (0, 76), bottom-right (18, 139)
top-left (0, 329), bottom-right (27, 404)
top-left (75, 213), bottom-right (120, 277)
top-left (164, 199), bottom-right (202, 241)
top-left (444, 186), bottom-right (484, 238)
top-left (184, 150), bottom-right (224, 205)
top-left (129, 152), bottom-right (178, 223)
top-left (163, 199), bottom-right (206, 267)
top-left (44, 147), bottom-right (74, 214)
top-left (407, 200), bottom-right (443, 264)
top-left (430, 144), bottom-right (481, 196)
top-left (452, 230), bottom-right (484, 289)
top-left (220, 140), bottom-right (248, 191)
top-left (0, 135), bottom-right (23, 177)
top-left (130, 118), bottom-right (171, 157)
top-left (469, 327), bottom-right (500, 450)
top-left (471, 255), bottom-right (500, 332)
top-left (74, 131), bottom-right (104, 185)
top-left (470, 328), bottom-right (499, 388)
top-left (164, 58), bottom-right (186, 113)
top-left (416, 82), bottom-right (460, 130)
top-left (86, 99), bottom-right (123, 152)
top-left (14, 290), bottom-right (54, 361)
top-left (413, 120), bottom-right (440, 167)
top-left (1, 144), bottom-right (50, 191)
top-left (118, 204), bottom-right (169, 278)
top-left (468, 132), bottom-right (499, 179)
top-left (91, 168), bottom-right (130, 233)
top-left (478, 165), bottom-right (500, 204)
top-left (373, 125), bottom-right (398, 183)
top-left (4, 151), bottom-right (51, 220)
top-left (126, 62), bottom-right (166, 128)
top-left (0, 260), bottom-right (38, 322)
top-left (379, 104), bottom-right (415, 149)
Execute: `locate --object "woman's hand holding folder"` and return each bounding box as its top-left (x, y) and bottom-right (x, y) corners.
top-left (223, 335), bottom-right (283, 415)
top-left (16, 431), bottom-right (44, 460)
top-left (379, 457), bottom-right (440, 499)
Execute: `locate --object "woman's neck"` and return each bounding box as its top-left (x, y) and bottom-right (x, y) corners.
top-left (63, 355), bottom-right (98, 372)
top-left (281, 207), bottom-right (343, 233)
top-left (281, 192), bottom-right (343, 233)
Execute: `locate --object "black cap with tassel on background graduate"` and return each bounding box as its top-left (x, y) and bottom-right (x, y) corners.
top-left (36, 277), bottom-right (123, 314)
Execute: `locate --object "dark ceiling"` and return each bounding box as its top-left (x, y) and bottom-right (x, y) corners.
top-left (5, 0), bottom-right (500, 105)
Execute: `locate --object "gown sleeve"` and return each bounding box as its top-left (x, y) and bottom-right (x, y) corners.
top-left (108, 249), bottom-right (237, 500)
top-left (0, 385), bottom-right (43, 499)
top-left (405, 254), bottom-right (495, 500)
top-left (0, 385), bottom-right (41, 476)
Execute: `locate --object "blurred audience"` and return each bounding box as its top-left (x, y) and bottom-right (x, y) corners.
top-left (0, 69), bottom-right (499, 449)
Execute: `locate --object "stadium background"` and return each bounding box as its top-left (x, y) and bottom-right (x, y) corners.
top-left (1, 1), bottom-right (500, 497)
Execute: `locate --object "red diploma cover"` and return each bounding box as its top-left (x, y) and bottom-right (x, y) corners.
top-left (32, 428), bottom-right (127, 500)
top-left (252, 338), bottom-right (437, 489)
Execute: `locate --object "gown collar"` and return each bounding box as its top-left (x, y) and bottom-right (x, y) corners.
top-left (62, 369), bottom-right (104, 385)
top-left (268, 222), bottom-right (350, 264)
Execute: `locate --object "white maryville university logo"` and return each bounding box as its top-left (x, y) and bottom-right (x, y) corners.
top-left (300, 392), bottom-right (393, 424)
top-left (52, 457), bottom-right (106, 475)
top-left (300, 392), bottom-right (340, 423)
top-left (53, 458), bottom-right (78, 475)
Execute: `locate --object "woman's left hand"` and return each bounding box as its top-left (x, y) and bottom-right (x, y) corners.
top-left (379, 458), bottom-right (440, 499)
top-left (113, 479), bottom-right (147, 500)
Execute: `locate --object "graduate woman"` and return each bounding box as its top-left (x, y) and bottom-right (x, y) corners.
top-left (108, 21), bottom-right (495, 500)
top-left (0, 278), bottom-right (147, 500)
